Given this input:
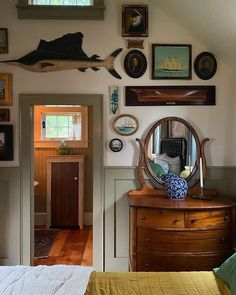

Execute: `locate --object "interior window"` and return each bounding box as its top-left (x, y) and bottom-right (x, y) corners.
top-left (16, 0), bottom-right (105, 20)
top-left (34, 105), bottom-right (88, 148)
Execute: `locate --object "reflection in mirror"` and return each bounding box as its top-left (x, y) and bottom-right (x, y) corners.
top-left (146, 120), bottom-right (197, 181)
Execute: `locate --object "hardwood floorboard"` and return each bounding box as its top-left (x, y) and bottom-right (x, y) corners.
top-left (34, 226), bottom-right (92, 266)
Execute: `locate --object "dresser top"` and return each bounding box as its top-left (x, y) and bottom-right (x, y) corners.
top-left (128, 194), bottom-right (236, 210)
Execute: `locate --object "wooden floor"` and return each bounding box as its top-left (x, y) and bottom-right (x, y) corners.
top-left (34, 226), bottom-right (93, 266)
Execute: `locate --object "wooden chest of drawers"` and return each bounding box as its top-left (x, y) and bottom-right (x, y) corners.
top-left (129, 195), bottom-right (235, 271)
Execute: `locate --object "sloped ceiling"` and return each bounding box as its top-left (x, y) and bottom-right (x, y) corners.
top-left (156, 0), bottom-right (236, 69)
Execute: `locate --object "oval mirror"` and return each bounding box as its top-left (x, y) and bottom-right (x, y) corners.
top-left (144, 117), bottom-right (201, 185)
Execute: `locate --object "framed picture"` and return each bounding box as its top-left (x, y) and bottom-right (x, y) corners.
top-left (113, 114), bottom-right (139, 136)
top-left (194, 52), bottom-right (217, 80)
top-left (0, 124), bottom-right (13, 161)
top-left (152, 44), bottom-right (192, 80)
top-left (0, 109), bottom-right (10, 121)
top-left (122, 5), bottom-right (148, 37)
top-left (0, 73), bottom-right (12, 106)
top-left (0, 28), bottom-right (8, 54)
top-left (109, 138), bottom-right (123, 152)
top-left (124, 50), bottom-right (147, 78)
top-left (125, 86), bottom-right (216, 106)
top-left (109, 85), bottom-right (120, 114)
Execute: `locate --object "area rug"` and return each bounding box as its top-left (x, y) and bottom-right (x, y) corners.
top-left (34, 229), bottom-right (59, 258)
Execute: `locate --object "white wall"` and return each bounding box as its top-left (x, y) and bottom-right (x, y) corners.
top-left (0, 0), bottom-right (234, 167)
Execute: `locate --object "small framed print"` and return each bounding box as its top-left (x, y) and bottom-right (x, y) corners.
top-left (109, 138), bottom-right (123, 152)
top-left (0, 73), bottom-right (12, 106)
top-left (0, 28), bottom-right (8, 54)
top-left (194, 52), bottom-right (217, 80)
top-left (0, 124), bottom-right (13, 161)
top-left (109, 86), bottom-right (120, 114)
top-left (124, 50), bottom-right (147, 79)
top-left (122, 5), bottom-right (148, 37)
top-left (152, 44), bottom-right (192, 80)
top-left (113, 114), bottom-right (139, 136)
top-left (0, 109), bottom-right (10, 122)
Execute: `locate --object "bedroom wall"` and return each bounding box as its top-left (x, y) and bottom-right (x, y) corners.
top-left (0, 0), bottom-right (235, 168)
top-left (0, 0), bottom-right (236, 268)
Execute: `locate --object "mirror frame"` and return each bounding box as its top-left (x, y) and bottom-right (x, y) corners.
top-left (143, 116), bottom-right (201, 186)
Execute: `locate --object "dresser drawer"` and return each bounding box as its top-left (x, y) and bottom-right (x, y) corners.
top-left (137, 208), bottom-right (184, 228)
top-left (137, 252), bottom-right (230, 271)
top-left (137, 228), bottom-right (231, 253)
top-left (186, 209), bottom-right (231, 228)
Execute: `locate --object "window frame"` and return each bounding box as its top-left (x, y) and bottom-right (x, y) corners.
top-left (16, 0), bottom-right (105, 20)
top-left (34, 106), bottom-right (88, 148)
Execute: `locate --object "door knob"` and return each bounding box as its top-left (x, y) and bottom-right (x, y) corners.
top-left (74, 177), bottom-right (78, 180)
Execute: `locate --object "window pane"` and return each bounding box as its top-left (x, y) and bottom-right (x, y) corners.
top-left (58, 127), bottom-right (69, 138)
top-left (46, 116), bottom-right (57, 126)
top-left (29, 0), bottom-right (92, 5)
top-left (57, 115), bottom-right (69, 126)
top-left (46, 127), bottom-right (58, 138)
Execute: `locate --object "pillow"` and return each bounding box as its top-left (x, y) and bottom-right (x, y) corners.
top-left (148, 160), bottom-right (165, 178)
top-left (157, 153), bottom-right (181, 176)
top-left (154, 156), bottom-right (169, 174)
top-left (213, 253), bottom-right (236, 295)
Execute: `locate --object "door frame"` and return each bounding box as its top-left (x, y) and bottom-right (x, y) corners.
top-left (19, 94), bottom-right (104, 270)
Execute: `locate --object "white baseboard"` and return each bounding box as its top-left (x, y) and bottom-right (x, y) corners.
top-left (34, 212), bottom-right (93, 226)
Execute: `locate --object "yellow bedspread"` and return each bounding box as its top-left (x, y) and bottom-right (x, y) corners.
top-left (85, 271), bottom-right (226, 295)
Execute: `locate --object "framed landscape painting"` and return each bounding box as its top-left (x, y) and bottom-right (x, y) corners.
top-left (0, 73), bottom-right (12, 106)
top-left (152, 44), bottom-right (192, 80)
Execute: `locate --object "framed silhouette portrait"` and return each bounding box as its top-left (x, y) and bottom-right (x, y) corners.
top-left (194, 52), bottom-right (217, 80)
top-left (124, 50), bottom-right (147, 78)
top-left (122, 5), bottom-right (148, 37)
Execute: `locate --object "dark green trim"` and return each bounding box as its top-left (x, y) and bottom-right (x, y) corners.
top-left (16, 0), bottom-right (105, 20)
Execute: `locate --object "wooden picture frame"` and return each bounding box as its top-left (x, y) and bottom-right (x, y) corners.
top-left (0, 109), bottom-right (10, 122)
top-left (0, 73), bottom-right (12, 106)
top-left (194, 52), bottom-right (217, 80)
top-left (0, 124), bottom-right (13, 161)
top-left (152, 44), bottom-right (192, 80)
top-left (124, 50), bottom-right (147, 78)
top-left (122, 5), bottom-right (148, 37)
top-left (113, 114), bottom-right (139, 136)
top-left (0, 28), bottom-right (8, 54)
top-left (125, 86), bottom-right (216, 106)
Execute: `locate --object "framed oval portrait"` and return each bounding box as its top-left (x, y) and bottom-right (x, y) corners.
top-left (124, 50), bottom-right (147, 78)
top-left (113, 114), bottom-right (139, 136)
top-left (194, 52), bottom-right (217, 80)
top-left (109, 138), bottom-right (123, 152)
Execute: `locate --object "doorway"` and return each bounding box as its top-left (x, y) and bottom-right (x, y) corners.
top-left (33, 104), bottom-right (93, 266)
top-left (19, 94), bottom-right (104, 270)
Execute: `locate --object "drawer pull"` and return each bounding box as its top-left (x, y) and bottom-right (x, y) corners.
top-left (191, 218), bottom-right (198, 223)
top-left (224, 216), bottom-right (229, 221)
top-left (173, 218), bottom-right (181, 223)
top-left (145, 263), bottom-right (150, 267)
top-left (144, 238), bottom-right (150, 242)
top-left (140, 216), bottom-right (146, 220)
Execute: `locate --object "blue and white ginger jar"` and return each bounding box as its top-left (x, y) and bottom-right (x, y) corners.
top-left (161, 173), bottom-right (188, 200)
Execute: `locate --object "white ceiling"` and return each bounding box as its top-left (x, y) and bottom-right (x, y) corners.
top-left (156, 0), bottom-right (236, 69)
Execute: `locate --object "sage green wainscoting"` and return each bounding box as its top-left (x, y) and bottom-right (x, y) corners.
top-left (0, 168), bottom-right (20, 265)
top-left (104, 166), bottom-right (236, 271)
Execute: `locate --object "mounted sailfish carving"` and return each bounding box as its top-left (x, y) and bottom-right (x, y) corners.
top-left (1, 32), bottom-right (123, 79)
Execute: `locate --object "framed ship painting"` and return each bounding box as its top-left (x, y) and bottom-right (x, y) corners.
top-left (113, 114), bottom-right (139, 136)
top-left (152, 44), bottom-right (192, 80)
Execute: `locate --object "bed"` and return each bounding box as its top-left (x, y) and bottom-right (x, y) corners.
top-left (0, 264), bottom-right (232, 295)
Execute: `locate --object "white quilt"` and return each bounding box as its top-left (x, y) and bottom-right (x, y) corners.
top-left (0, 265), bottom-right (94, 295)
